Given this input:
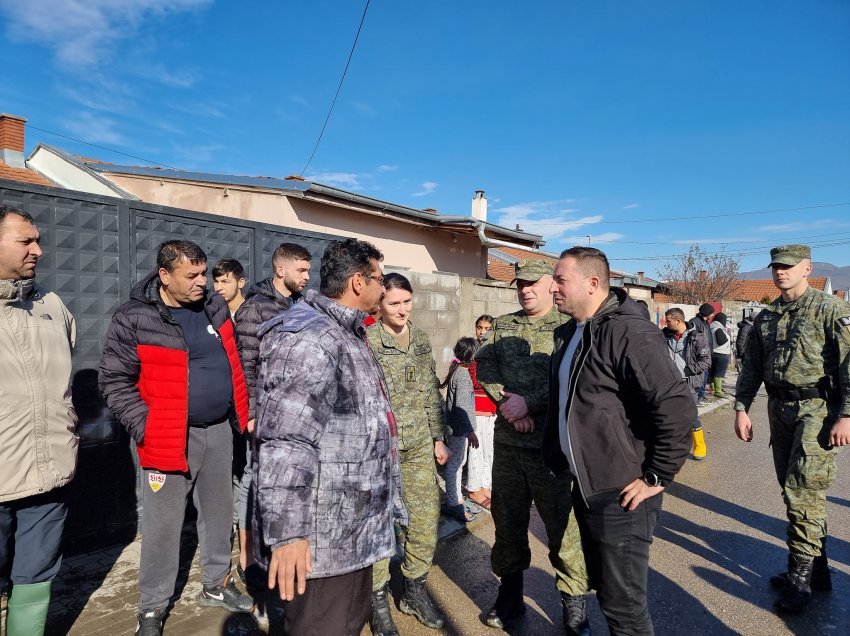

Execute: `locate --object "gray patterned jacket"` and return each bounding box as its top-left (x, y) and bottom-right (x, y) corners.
top-left (253, 289), bottom-right (407, 578)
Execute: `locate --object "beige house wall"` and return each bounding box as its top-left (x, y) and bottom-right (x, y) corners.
top-left (106, 174), bottom-right (487, 277)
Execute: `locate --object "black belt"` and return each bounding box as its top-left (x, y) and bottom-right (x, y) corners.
top-left (767, 386), bottom-right (823, 402)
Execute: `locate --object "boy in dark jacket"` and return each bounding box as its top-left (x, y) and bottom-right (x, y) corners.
top-left (543, 247), bottom-right (694, 636)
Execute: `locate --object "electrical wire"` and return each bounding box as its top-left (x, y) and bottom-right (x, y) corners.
top-left (298, 0), bottom-right (371, 176)
top-left (24, 124), bottom-right (183, 171)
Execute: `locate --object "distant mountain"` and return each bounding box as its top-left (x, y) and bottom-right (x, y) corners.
top-left (739, 262), bottom-right (850, 290)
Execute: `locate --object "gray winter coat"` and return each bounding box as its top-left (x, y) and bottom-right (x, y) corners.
top-left (253, 289), bottom-right (406, 578)
top-left (663, 324), bottom-right (711, 389)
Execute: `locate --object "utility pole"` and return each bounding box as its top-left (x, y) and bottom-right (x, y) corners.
top-left (586, 234), bottom-right (591, 246)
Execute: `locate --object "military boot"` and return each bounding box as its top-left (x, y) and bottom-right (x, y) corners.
top-left (774, 556), bottom-right (813, 613)
top-left (370, 584), bottom-right (399, 636)
top-left (399, 576), bottom-right (444, 629)
top-left (485, 572), bottom-right (525, 629)
top-left (771, 549), bottom-right (832, 592)
top-left (561, 593), bottom-right (591, 636)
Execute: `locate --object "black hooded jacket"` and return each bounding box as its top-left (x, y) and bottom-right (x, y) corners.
top-left (542, 288), bottom-right (695, 503)
top-left (234, 278), bottom-right (295, 420)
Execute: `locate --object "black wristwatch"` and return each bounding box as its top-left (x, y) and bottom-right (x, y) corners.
top-left (643, 471), bottom-right (666, 488)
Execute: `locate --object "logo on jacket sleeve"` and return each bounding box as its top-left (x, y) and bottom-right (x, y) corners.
top-left (148, 473), bottom-right (167, 492)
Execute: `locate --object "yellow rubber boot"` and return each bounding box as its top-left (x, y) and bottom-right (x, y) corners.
top-left (690, 428), bottom-right (707, 460)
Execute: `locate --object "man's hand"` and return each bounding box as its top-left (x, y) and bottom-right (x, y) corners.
top-left (268, 539), bottom-right (312, 601)
top-left (734, 410), bottom-right (753, 442)
top-left (467, 431), bottom-right (480, 449)
top-left (620, 478), bottom-right (663, 511)
top-left (511, 415), bottom-right (536, 434)
top-left (247, 419), bottom-right (255, 434)
top-left (828, 416), bottom-right (850, 447)
top-left (434, 440), bottom-right (451, 465)
top-left (499, 391), bottom-right (529, 423)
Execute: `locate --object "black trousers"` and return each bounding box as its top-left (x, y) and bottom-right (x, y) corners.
top-left (284, 565), bottom-right (372, 636)
top-left (574, 488), bottom-right (662, 636)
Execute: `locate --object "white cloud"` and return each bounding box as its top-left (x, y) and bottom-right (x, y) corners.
top-left (291, 95), bottom-right (311, 107)
top-left (65, 111), bottom-right (127, 146)
top-left (622, 203), bottom-right (639, 210)
top-left (493, 199), bottom-right (600, 239)
top-left (756, 220), bottom-right (841, 233)
top-left (412, 181), bottom-right (438, 197)
top-left (377, 164), bottom-right (398, 173)
top-left (171, 141), bottom-right (226, 166)
top-left (671, 237), bottom-right (763, 245)
top-left (0, 0), bottom-right (211, 69)
top-left (306, 172), bottom-right (365, 189)
top-left (562, 232), bottom-right (625, 245)
top-left (352, 101), bottom-right (375, 115)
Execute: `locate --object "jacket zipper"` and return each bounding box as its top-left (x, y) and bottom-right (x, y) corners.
top-left (563, 322), bottom-right (592, 506)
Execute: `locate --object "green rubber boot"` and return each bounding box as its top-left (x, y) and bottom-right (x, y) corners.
top-left (713, 377), bottom-right (727, 398)
top-left (7, 581), bottom-right (52, 636)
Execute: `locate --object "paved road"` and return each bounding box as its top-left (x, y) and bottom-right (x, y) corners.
top-left (51, 388), bottom-right (850, 635)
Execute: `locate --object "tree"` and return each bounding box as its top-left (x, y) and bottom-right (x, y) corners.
top-left (657, 244), bottom-right (741, 304)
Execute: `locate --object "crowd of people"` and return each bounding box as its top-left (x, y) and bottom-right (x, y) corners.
top-left (1, 199), bottom-right (848, 636)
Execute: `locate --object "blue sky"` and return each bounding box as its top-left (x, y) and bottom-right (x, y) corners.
top-left (2, 0), bottom-right (849, 276)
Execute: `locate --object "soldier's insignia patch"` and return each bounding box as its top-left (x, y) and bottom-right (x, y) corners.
top-left (148, 473), bottom-right (166, 492)
top-left (839, 317), bottom-right (850, 328)
top-left (405, 366), bottom-right (416, 382)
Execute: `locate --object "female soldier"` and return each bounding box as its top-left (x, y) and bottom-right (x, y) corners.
top-left (367, 273), bottom-right (450, 635)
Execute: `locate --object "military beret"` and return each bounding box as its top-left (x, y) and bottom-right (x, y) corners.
top-left (769, 244), bottom-right (811, 267)
top-left (512, 257), bottom-right (554, 283)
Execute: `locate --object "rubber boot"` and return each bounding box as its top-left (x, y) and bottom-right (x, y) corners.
top-left (690, 428), bottom-right (707, 460)
top-left (774, 556), bottom-right (813, 613)
top-left (713, 377), bottom-right (727, 398)
top-left (399, 576), bottom-right (444, 629)
top-left (771, 539), bottom-right (832, 592)
top-left (561, 593), bottom-right (591, 636)
top-left (370, 583), bottom-right (399, 636)
top-left (7, 581), bottom-right (51, 636)
top-left (485, 572), bottom-right (525, 629)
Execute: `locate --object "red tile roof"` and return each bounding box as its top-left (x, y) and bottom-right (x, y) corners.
top-left (729, 277), bottom-right (828, 302)
top-left (487, 247), bottom-right (558, 282)
top-left (0, 161), bottom-right (53, 186)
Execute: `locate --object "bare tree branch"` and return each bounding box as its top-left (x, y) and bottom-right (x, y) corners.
top-left (656, 244), bottom-right (741, 304)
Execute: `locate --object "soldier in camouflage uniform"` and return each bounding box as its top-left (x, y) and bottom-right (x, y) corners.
top-left (734, 244), bottom-right (850, 614)
top-left (475, 258), bottom-right (590, 635)
top-left (366, 273), bottom-right (450, 635)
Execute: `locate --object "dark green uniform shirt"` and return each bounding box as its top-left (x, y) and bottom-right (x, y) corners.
top-left (367, 321), bottom-right (447, 451)
top-left (735, 285), bottom-right (850, 415)
top-left (475, 305), bottom-right (569, 448)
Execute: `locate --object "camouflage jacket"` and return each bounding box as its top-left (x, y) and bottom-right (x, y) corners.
top-left (475, 305), bottom-right (569, 448)
top-left (367, 321), bottom-right (446, 451)
top-left (735, 285), bottom-right (850, 415)
top-left (253, 290), bottom-right (406, 578)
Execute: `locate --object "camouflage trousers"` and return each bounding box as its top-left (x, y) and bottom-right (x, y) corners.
top-left (768, 397), bottom-right (839, 559)
top-left (373, 442), bottom-right (440, 590)
top-left (491, 443), bottom-right (589, 596)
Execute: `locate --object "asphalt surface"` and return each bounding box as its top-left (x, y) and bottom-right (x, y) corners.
top-left (388, 389), bottom-right (850, 636)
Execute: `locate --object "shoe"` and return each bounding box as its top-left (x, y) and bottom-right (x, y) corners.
top-left (771, 551), bottom-right (832, 592)
top-left (136, 608), bottom-right (164, 636)
top-left (485, 572), bottom-right (525, 629)
top-left (441, 503), bottom-right (475, 523)
top-left (236, 563), bottom-right (267, 593)
top-left (198, 574), bottom-right (254, 612)
top-left (399, 576), bottom-right (444, 629)
top-left (689, 428), bottom-right (707, 460)
top-left (370, 583), bottom-right (400, 636)
top-left (561, 593), bottom-right (591, 636)
top-left (774, 556), bottom-right (813, 613)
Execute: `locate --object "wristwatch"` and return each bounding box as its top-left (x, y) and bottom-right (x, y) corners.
top-left (434, 436), bottom-right (447, 443)
top-left (643, 471), bottom-right (666, 488)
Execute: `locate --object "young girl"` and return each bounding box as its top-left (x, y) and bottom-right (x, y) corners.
top-left (468, 315), bottom-right (496, 509)
top-left (442, 337), bottom-right (481, 522)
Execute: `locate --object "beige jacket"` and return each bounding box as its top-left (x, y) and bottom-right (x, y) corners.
top-left (0, 278), bottom-right (77, 502)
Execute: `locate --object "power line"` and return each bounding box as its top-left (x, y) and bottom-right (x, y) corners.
top-left (608, 237), bottom-right (850, 262)
top-left (532, 202), bottom-right (850, 227)
top-left (602, 230), bottom-right (850, 247)
top-left (298, 0), bottom-right (371, 176)
top-left (25, 124), bottom-right (183, 171)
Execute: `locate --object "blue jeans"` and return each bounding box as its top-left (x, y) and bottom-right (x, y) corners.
top-left (574, 488), bottom-right (662, 636)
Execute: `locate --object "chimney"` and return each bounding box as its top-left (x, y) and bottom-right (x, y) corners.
top-left (0, 113), bottom-right (27, 169)
top-left (471, 190), bottom-right (487, 222)
top-left (637, 271), bottom-right (645, 279)
top-left (698, 270), bottom-right (707, 281)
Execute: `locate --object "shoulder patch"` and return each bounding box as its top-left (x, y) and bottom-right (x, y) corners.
top-left (839, 316), bottom-right (850, 328)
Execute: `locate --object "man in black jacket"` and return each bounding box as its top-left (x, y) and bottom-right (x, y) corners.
top-left (543, 247), bottom-right (694, 635)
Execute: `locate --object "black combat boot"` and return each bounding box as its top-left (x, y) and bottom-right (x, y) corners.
top-left (399, 576), bottom-right (444, 629)
top-left (774, 556), bottom-right (814, 613)
top-left (485, 572), bottom-right (525, 629)
top-left (370, 584), bottom-right (399, 636)
top-left (561, 593), bottom-right (592, 636)
top-left (771, 540), bottom-right (832, 592)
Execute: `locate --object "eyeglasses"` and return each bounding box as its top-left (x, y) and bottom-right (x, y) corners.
top-left (363, 274), bottom-right (385, 286)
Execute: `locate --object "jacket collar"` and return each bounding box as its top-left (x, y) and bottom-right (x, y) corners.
top-left (302, 289), bottom-right (368, 336)
top-left (0, 278), bottom-right (36, 304)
